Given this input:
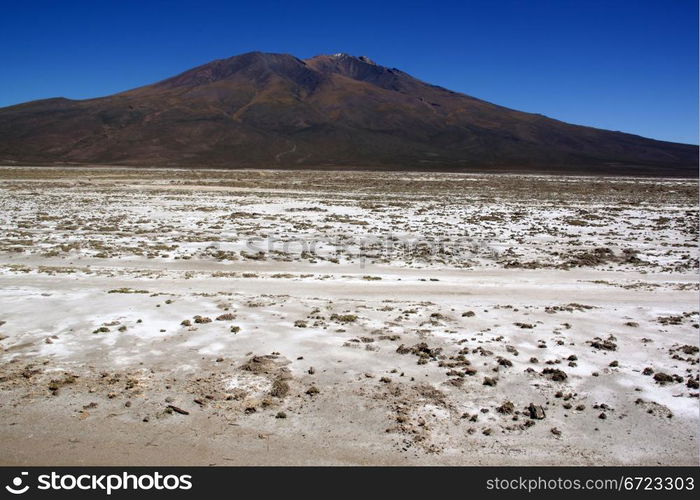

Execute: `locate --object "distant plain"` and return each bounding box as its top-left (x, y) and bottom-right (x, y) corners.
top-left (0, 167), bottom-right (697, 465)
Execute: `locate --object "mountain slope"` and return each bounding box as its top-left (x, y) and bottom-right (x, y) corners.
top-left (0, 51), bottom-right (696, 175)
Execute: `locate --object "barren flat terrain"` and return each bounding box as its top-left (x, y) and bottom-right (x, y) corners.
top-left (0, 167), bottom-right (697, 465)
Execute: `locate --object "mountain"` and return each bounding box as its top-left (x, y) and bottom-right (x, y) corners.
top-left (0, 51), bottom-right (696, 175)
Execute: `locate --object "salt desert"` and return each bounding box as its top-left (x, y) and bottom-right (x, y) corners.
top-left (0, 167), bottom-right (697, 465)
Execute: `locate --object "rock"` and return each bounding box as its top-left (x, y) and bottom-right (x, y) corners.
top-left (396, 342), bottom-right (442, 361)
top-left (270, 378), bottom-right (290, 398)
top-left (497, 357), bottom-right (513, 368)
top-left (680, 345), bottom-right (699, 355)
top-left (589, 338), bottom-right (617, 351)
top-left (305, 386), bottom-right (320, 396)
top-left (653, 372), bottom-right (677, 385)
top-left (497, 401), bottom-right (515, 414)
top-left (240, 355), bottom-right (278, 374)
top-left (542, 368), bottom-right (567, 381)
top-left (527, 403), bottom-right (546, 420)
top-left (167, 405), bottom-right (189, 415)
top-left (447, 378), bottom-right (465, 387)
top-left (483, 377), bottom-right (497, 386)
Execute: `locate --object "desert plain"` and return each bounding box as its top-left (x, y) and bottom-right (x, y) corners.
top-left (0, 167), bottom-right (697, 465)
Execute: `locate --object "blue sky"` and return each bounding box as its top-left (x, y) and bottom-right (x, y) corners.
top-left (1, 0), bottom-right (697, 144)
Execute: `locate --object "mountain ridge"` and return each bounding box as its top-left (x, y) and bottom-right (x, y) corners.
top-left (0, 51), bottom-right (696, 176)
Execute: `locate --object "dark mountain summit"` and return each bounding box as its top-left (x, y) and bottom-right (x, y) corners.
top-left (0, 51), bottom-right (696, 175)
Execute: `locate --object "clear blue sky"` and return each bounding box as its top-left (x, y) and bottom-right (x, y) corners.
top-left (1, 0), bottom-right (697, 144)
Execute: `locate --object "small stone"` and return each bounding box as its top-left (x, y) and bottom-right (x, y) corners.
top-left (483, 377), bottom-right (497, 386)
top-left (527, 403), bottom-right (546, 420)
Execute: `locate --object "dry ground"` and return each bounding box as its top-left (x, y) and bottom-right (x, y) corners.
top-left (0, 167), bottom-right (697, 465)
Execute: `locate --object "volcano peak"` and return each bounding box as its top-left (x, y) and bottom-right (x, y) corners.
top-left (0, 51), bottom-right (696, 176)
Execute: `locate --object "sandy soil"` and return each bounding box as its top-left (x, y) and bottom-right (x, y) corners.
top-left (0, 167), bottom-right (697, 465)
